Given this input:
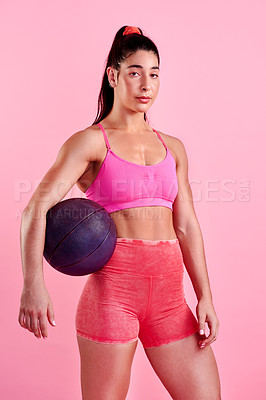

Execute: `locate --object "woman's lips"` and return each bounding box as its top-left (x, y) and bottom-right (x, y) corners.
top-left (136, 97), bottom-right (151, 103)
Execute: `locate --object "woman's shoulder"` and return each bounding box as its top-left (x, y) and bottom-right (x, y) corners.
top-left (60, 124), bottom-right (104, 164)
top-left (65, 124), bottom-right (100, 141)
top-left (154, 128), bottom-right (183, 145)
top-left (80, 124), bottom-right (102, 137)
top-left (66, 124), bottom-right (104, 148)
top-left (154, 128), bottom-right (187, 162)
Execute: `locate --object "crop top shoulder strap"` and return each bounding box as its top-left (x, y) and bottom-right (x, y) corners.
top-left (97, 122), bottom-right (167, 150)
top-left (152, 128), bottom-right (167, 149)
top-left (97, 123), bottom-right (111, 149)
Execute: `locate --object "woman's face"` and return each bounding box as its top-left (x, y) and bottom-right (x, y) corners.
top-left (108, 50), bottom-right (160, 113)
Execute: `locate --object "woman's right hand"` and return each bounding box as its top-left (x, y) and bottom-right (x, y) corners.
top-left (18, 281), bottom-right (56, 339)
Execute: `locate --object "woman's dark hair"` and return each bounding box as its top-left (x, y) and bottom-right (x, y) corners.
top-left (92, 26), bottom-right (160, 125)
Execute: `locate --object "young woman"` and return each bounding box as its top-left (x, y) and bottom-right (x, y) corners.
top-left (19, 26), bottom-right (222, 399)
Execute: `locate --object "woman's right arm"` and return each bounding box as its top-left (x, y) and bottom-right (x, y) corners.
top-left (18, 127), bottom-right (98, 339)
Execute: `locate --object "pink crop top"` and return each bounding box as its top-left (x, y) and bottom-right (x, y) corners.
top-left (85, 123), bottom-right (178, 213)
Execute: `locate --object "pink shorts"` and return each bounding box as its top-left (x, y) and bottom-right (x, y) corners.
top-left (75, 237), bottom-right (199, 348)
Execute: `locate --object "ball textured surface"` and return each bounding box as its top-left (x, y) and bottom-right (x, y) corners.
top-left (43, 198), bottom-right (117, 276)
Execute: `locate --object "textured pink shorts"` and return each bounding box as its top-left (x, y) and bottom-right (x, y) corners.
top-left (75, 237), bottom-right (199, 348)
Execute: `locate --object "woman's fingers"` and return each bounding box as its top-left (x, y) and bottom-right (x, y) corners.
top-left (39, 314), bottom-right (48, 338)
top-left (18, 284), bottom-right (56, 339)
top-left (18, 310), bottom-right (26, 329)
top-left (30, 313), bottom-right (41, 338)
top-left (19, 309), bottom-right (49, 339)
top-left (198, 314), bottom-right (206, 337)
top-left (47, 304), bottom-right (56, 328)
top-left (25, 313), bottom-right (33, 332)
top-left (196, 299), bottom-right (220, 349)
top-left (200, 319), bottom-right (220, 348)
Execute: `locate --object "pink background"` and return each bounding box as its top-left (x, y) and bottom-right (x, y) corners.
top-left (1, 0), bottom-right (265, 398)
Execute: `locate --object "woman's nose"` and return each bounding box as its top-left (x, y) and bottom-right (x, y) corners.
top-left (141, 79), bottom-right (151, 90)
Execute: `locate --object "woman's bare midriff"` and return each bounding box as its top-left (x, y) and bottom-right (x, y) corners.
top-left (109, 206), bottom-right (178, 240)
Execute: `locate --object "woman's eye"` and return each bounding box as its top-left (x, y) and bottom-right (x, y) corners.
top-left (129, 72), bottom-right (159, 78)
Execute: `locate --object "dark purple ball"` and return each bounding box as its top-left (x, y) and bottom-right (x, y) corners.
top-left (43, 198), bottom-right (117, 276)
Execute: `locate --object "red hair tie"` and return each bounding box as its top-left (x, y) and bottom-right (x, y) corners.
top-left (123, 26), bottom-right (141, 36)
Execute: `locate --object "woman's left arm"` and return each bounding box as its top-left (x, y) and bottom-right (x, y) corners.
top-left (171, 137), bottom-right (220, 348)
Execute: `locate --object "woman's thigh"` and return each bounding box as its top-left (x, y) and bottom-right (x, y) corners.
top-left (143, 332), bottom-right (221, 400)
top-left (76, 335), bottom-right (138, 400)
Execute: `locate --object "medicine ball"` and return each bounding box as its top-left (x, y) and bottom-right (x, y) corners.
top-left (43, 198), bottom-right (117, 276)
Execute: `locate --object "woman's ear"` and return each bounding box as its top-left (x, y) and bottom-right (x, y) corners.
top-left (106, 67), bottom-right (118, 88)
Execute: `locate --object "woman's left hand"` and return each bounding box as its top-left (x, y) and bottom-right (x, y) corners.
top-left (196, 298), bottom-right (220, 348)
